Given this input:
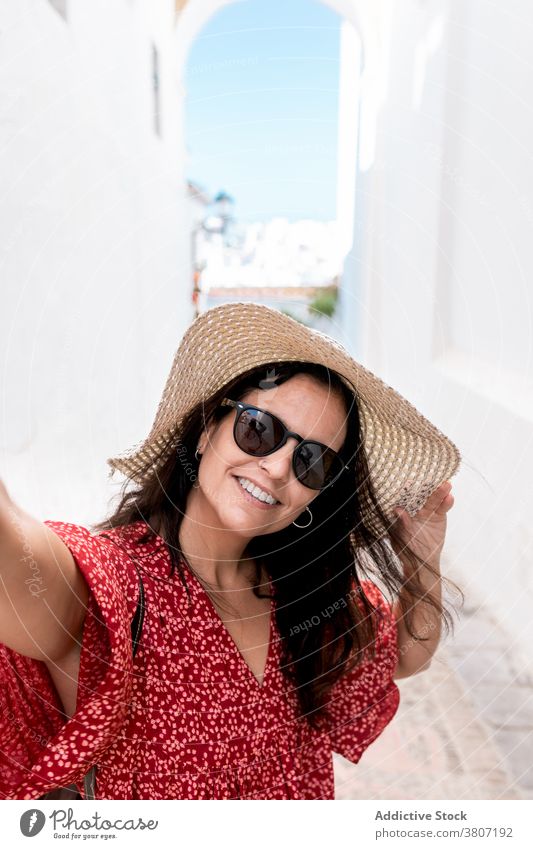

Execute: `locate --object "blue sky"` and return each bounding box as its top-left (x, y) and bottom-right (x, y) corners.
top-left (184, 0), bottom-right (341, 224)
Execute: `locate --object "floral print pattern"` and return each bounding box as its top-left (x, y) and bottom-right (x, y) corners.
top-left (0, 520), bottom-right (400, 799)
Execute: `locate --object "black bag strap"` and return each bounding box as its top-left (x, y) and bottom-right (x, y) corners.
top-left (129, 571), bottom-right (145, 658)
top-left (80, 532), bottom-right (147, 800)
top-left (98, 532), bottom-right (146, 658)
top-left (83, 764), bottom-right (97, 800)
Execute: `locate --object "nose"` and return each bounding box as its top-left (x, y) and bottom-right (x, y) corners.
top-left (258, 440), bottom-right (296, 482)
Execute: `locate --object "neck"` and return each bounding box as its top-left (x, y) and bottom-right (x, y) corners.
top-left (175, 491), bottom-right (256, 591)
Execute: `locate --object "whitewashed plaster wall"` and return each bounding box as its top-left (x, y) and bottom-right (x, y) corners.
top-left (1, 0), bottom-right (193, 525)
top-left (343, 0), bottom-right (533, 658)
top-left (4, 0), bottom-right (530, 660)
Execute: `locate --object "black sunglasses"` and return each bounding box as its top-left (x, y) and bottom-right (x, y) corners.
top-left (220, 398), bottom-right (349, 491)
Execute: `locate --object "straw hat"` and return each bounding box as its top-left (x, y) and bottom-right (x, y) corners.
top-left (107, 301), bottom-right (461, 535)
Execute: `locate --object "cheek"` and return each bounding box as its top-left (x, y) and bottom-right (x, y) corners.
top-left (299, 488), bottom-right (320, 510)
top-left (277, 484), bottom-right (316, 511)
top-left (201, 432), bottom-right (243, 484)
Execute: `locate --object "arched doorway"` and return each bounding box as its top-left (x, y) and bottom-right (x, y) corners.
top-left (173, 0), bottom-right (384, 351)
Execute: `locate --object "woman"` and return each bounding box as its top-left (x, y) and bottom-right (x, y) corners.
top-left (0, 302), bottom-right (460, 800)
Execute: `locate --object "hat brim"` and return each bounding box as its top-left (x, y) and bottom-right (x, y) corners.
top-left (107, 302), bottom-right (461, 533)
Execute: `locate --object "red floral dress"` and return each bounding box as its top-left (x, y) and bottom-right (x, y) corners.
top-left (0, 520), bottom-right (400, 800)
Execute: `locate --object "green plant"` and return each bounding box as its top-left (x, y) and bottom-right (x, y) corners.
top-left (308, 287), bottom-right (338, 319)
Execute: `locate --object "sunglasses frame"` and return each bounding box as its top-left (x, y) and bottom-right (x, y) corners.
top-left (220, 397), bottom-right (350, 490)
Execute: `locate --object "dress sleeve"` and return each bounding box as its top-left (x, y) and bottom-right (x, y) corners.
top-left (322, 580), bottom-right (400, 765)
top-left (0, 521), bottom-right (139, 800)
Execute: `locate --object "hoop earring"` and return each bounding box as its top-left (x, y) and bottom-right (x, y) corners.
top-left (191, 448), bottom-right (202, 489)
top-left (292, 506), bottom-right (313, 528)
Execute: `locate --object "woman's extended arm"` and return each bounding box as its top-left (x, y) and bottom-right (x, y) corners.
top-left (0, 479), bottom-right (89, 662)
top-left (390, 480), bottom-right (455, 679)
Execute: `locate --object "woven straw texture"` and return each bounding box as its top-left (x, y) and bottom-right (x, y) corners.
top-left (107, 302), bottom-right (461, 532)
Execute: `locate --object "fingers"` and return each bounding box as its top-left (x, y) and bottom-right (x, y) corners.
top-left (435, 494), bottom-right (454, 514)
top-left (425, 481), bottom-right (454, 515)
top-left (393, 506), bottom-right (411, 522)
top-left (395, 481), bottom-right (454, 519)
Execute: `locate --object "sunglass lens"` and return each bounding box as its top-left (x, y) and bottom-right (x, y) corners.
top-left (294, 444), bottom-right (343, 489)
top-left (235, 408), bottom-right (282, 455)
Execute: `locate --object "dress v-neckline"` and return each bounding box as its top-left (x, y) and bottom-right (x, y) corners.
top-left (185, 562), bottom-right (275, 690)
top-left (133, 520), bottom-right (275, 690)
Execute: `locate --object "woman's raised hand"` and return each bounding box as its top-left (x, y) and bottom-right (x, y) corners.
top-left (392, 480), bottom-right (455, 566)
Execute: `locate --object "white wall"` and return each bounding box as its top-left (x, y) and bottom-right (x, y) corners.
top-left (0, 0), bottom-right (378, 527)
top-left (344, 0), bottom-right (533, 660)
top-left (4, 0), bottom-right (531, 661)
top-left (336, 21), bottom-right (361, 261)
top-left (0, 0), bottom-right (193, 525)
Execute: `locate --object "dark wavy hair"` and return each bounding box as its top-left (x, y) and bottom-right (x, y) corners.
top-left (93, 360), bottom-right (463, 729)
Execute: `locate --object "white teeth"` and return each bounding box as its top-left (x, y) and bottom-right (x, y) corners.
top-left (238, 477), bottom-right (278, 505)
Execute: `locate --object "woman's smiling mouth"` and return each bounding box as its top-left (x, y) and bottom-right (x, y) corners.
top-left (232, 475), bottom-right (281, 508)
